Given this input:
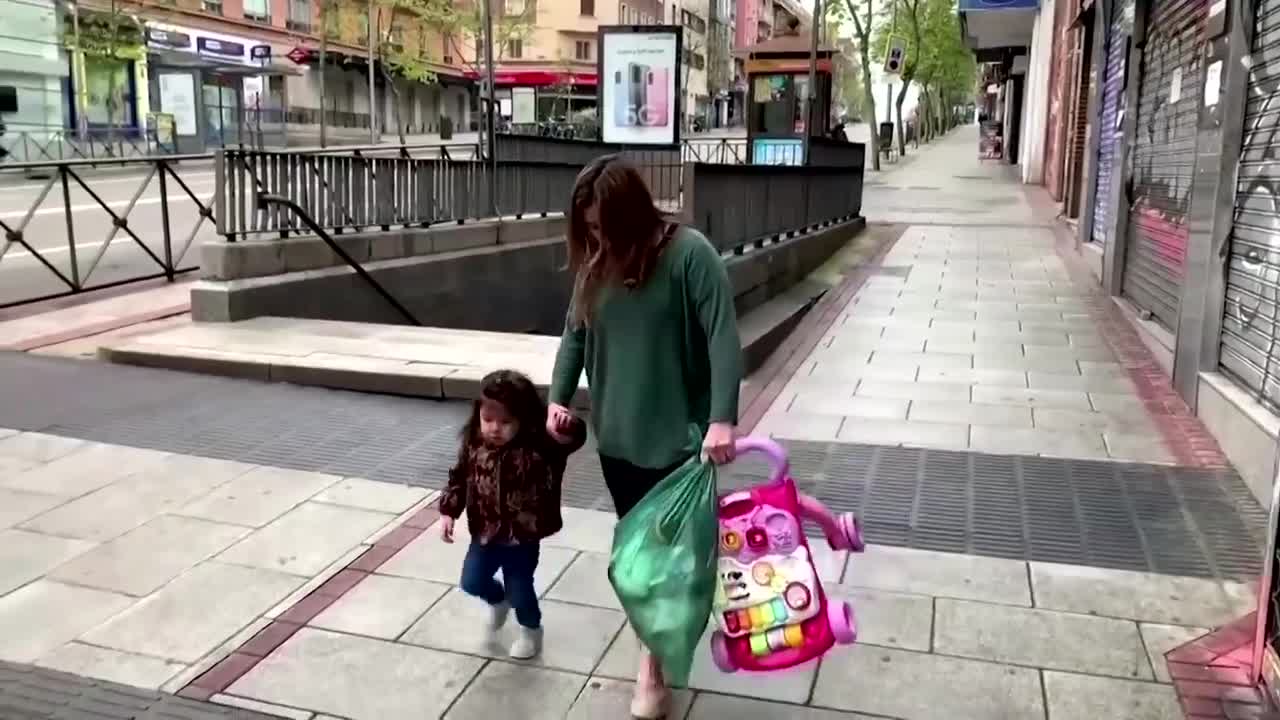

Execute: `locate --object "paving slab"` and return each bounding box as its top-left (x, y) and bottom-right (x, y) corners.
top-left (789, 392), bottom-right (910, 420)
top-left (933, 598), bottom-right (1151, 679)
top-left (1139, 623), bottom-right (1209, 683)
top-left (836, 417), bottom-right (970, 449)
top-left (909, 401), bottom-right (1033, 427)
top-left (82, 561), bottom-right (302, 663)
top-left (0, 580), bottom-right (134, 663)
top-left (0, 431), bottom-right (91, 464)
top-left (845, 545), bottom-right (1032, 606)
top-left (544, 507), bottom-right (619, 555)
top-left (379, 527), bottom-right (578, 592)
top-left (209, 693), bottom-right (315, 720)
top-left (216, 501), bottom-right (394, 576)
top-left (811, 644), bottom-right (1045, 720)
top-left (177, 466), bottom-right (342, 528)
top-left (595, 622), bottom-right (820, 704)
top-left (20, 454), bottom-right (255, 542)
top-left (969, 425), bottom-right (1108, 459)
top-left (446, 661), bottom-right (586, 720)
top-left (312, 574), bottom-right (451, 639)
top-left (687, 694), bottom-right (881, 720)
top-left (567, 677), bottom-right (695, 720)
top-left (0, 442), bottom-right (170, 497)
top-left (49, 514), bottom-right (251, 596)
top-left (402, 588), bottom-right (625, 674)
top-left (313, 477), bottom-right (431, 514)
top-left (0, 488), bottom-right (66, 530)
top-left (1042, 670), bottom-right (1180, 720)
top-left (543, 551), bottom-right (621, 610)
top-left (828, 585), bottom-right (934, 652)
top-left (1029, 561), bottom-right (1253, 627)
top-left (228, 627), bottom-right (483, 720)
top-left (34, 641), bottom-right (187, 690)
top-left (0, 528), bottom-right (95, 596)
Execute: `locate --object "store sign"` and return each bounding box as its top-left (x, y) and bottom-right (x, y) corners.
top-left (287, 46), bottom-right (311, 65)
top-left (198, 37), bottom-right (246, 58)
top-left (250, 45), bottom-right (271, 60)
top-left (147, 28), bottom-right (192, 50)
top-left (598, 26), bottom-right (682, 145)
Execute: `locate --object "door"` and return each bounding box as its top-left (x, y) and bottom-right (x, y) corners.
top-left (1091, 0), bottom-right (1134, 244)
top-left (1120, 0), bottom-right (1206, 331)
top-left (1065, 22), bottom-right (1095, 218)
top-left (1219, 0), bottom-right (1280, 407)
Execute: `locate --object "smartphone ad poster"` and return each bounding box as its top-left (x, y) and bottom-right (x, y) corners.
top-left (598, 27), bottom-right (681, 145)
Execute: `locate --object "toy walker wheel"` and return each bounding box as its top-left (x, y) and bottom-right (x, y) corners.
top-left (827, 600), bottom-right (857, 644)
top-left (838, 513), bottom-right (866, 552)
top-left (710, 631), bottom-right (737, 673)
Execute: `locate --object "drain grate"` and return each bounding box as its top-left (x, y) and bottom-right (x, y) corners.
top-left (0, 353), bottom-right (1263, 581)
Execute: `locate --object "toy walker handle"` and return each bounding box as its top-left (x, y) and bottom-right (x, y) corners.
top-left (732, 436), bottom-right (790, 484)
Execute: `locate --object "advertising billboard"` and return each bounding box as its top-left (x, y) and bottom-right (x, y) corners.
top-left (598, 26), bottom-right (682, 145)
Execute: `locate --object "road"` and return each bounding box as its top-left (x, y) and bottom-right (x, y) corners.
top-left (0, 164), bottom-right (220, 307)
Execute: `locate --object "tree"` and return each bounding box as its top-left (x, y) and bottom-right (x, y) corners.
top-left (828, 0), bottom-right (879, 170)
top-left (375, 0), bottom-right (452, 144)
top-left (911, 0), bottom-right (973, 142)
top-left (873, 0), bottom-right (923, 156)
top-left (830, 34), bottom-right (864, 122)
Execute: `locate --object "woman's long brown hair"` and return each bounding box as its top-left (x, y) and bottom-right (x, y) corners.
top-left (567, 155), bottom-right (669, 326)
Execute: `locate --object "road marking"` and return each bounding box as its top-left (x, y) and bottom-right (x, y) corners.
top-left (0, 192), bottom-right (214, 220)
top-left (0, 172), bottom-right (216, 192)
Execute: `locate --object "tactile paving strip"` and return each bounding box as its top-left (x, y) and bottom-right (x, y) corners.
top-left (0, 352), bottom-right (1264, 580)
top-left (0, 660), bottom-right (278, 719)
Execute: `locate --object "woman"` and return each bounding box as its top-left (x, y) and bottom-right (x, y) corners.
top-left (546, 155), bottom-right (743, 719)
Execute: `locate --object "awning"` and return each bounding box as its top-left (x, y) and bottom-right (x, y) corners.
top-left (464, 69), bottom-right (598, 86)
top-left (149, 48), bottom-right (301, 76)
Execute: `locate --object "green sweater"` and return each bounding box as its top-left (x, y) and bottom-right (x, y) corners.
top-left (549, 225), bottom-right (743, 469)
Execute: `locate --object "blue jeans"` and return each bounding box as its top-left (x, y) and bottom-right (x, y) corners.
top-left (459, 541), bottom-right (541, 629)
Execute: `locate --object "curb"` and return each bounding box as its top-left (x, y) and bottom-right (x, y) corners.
top-left (2, 303), bottom-right (191, 352)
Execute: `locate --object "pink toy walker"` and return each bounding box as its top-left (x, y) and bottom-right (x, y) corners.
top-left (710, 437), bottom-right (865, 673)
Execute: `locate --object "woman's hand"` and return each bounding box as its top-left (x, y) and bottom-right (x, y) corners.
top-left (547, 402), bottom-right (575, 444)
top-left (702, 422), bottom-right (737, 465)
top-left (440, 516), bottom-right (455, 543)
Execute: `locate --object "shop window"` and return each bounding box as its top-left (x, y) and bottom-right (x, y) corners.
top-left (82, 57), bottom-right (137, 129)
top-left (574, 40), bottom-right (590, 60)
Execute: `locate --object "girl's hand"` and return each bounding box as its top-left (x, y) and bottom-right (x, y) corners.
top-left (703, 422), bottom-right (737, 465)
top-left (547, 402), bottom-right (575, 444)
top-left (440, 516), bottom-right (455, 544)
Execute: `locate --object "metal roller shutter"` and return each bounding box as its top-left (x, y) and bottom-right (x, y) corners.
top-left (1219, 0), bottom-right (1280, 408)
top-left (1091, 0), bottom-right (1132, 244)
top-left (1120, 0), bottom-right (1206, 330)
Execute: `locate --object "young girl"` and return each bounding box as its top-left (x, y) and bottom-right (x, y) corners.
top-left (438, 369), bottom-right (585, 659)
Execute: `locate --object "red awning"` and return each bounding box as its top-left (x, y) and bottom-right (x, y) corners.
top-left (463, 69), bottom-right (598, 86)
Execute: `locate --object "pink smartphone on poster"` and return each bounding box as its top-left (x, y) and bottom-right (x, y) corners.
top-left (643, 68), bottom-right (669, 127)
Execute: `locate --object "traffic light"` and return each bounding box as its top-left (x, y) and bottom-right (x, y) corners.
top-left (884, 40), bottom-right (906, 75)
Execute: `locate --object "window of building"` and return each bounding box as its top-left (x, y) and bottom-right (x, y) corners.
top-left (443, 34), bottom-right (454, 64)
top-left (620, 3), bottom-right (627, 22)
top-left (202, 0), bottom-right (222, 14)
top-left (287, 0), bottom-right (311, 32)
top-left (574, 39), bottom-right (591, 60)
top-left (690, 51), bottom-right (704, 70)
top-left (505, 0), bottom-right (526, 15)
top-left (581, 0), bottom-right (594, 15)
top-left (243, 0), bottom-right (269, 22)
top-left (508, 38), bottom-right (523, 58)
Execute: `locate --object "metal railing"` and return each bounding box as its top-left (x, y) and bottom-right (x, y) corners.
top-left (0, 154), bottom-right (217, 309)
top-left (218, 143), bottom-right (568, 242)
top-left (0, 128), bottom-right (178, 165)
top-left (687, 151), bottom-right (865, 254)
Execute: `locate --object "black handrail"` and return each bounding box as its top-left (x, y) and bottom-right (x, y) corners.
top-left (256, 193), bottom-right (423, 326)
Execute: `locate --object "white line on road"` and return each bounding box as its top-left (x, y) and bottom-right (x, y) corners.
top-left (0, 191), bottom-right (215, 220)
top-left (0, 172), bottom-right (216, 192)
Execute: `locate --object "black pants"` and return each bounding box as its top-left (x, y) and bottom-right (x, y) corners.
top-left (599, 454), bottom-right (689, 518)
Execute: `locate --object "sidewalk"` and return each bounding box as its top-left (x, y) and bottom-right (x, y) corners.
top-left (0, 127), bottom-right (1267, 720)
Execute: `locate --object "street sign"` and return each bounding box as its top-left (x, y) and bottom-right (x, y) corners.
top-left (884, 37), bottom-right (906, 75)
top-left (286, 46), bottom-right (310, 65)
top-left (250, 44), bottom-right (271, 60)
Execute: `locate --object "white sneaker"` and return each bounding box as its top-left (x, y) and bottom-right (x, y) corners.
top-left (629, 684), bottom-right (671, 719)
top-left (509, 626), bottom-right (542, 659)
top-left (488, 601), bottom-right (510, 631)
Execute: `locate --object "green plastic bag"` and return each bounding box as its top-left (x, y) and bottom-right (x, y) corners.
top-left (607, 450), bottom-right (719, 688)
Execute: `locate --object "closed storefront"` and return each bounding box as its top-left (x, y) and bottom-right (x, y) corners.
top-left (1090, 0), bottom-right (1133, 244)
top-left (1062, 17), bottom-right (1094, 219)
top-left (1120, 0), bottom-right (1206, 330)
top-left (1219, 0), bottom-right (1280, 407)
